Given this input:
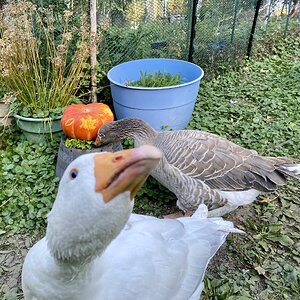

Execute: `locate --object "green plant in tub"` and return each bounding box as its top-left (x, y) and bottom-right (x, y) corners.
top-left (127, 70), bottom-right (184, 88)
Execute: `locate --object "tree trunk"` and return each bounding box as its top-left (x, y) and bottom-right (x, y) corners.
top-left (90, 0), bottom-right (97, 103)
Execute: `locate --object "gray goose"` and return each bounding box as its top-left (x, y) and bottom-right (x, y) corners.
top-left (95, 118), bottom-right (300, 217)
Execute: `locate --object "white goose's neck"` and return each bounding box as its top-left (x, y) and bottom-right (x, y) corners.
top-left (46, 192), bottom-right (133, 268)
top-left (30, 238), bottom-right (100, 299)
top-left (46, 232), bottom-right (107, 270)
top-left (51, 254), bottom-right (94, 282)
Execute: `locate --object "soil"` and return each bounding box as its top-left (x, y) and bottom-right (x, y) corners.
top-left (0, 231), bottom-right (43, 300)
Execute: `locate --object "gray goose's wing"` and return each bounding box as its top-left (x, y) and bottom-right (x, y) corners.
top-left (154, 130), bottom-right (289, 192)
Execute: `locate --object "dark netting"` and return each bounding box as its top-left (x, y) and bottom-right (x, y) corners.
top-left (94, 0), bottom-right (299, 77)
top-left (256, 0), bottom-right (300, 40)
top-left (97, 0), bottom-right (191, 67)
top-left (192, 1), bottom-right (256, 76)
top-left (3, 0), bottom-right (300, 78)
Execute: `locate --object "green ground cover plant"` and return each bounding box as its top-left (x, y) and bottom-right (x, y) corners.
top-left (0, 129), bottom-right (59, 233)
top-left (194, 35), bottom-right (300, 299)
top-left (0, 34), bottom-right (299, 299)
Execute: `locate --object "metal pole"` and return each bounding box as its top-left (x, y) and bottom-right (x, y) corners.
top-left (247, 0), bottom-right (263, 58)
top-left (90, 0), bottom-right (98, 102)
top-left (265, 0), bottom-right (273, 30)
top-left (188, 0), bottom-right (199, 62)
top-left (284, 0), bottom-right (293, 37)
top-left (102, 0), bottom-right (106, 14)
top-left (230, 0), bottom-right (239, 44)
top-left (299, 3), bottom-right (300, 26)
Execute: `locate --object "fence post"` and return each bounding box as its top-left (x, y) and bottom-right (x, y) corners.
top-left (247, 0), bottom-right (263, 58)
top-left (231, 0), bottom-right (239, 44)
top-left (90, 0), bottom-right (98, 103)
top-left (299, 4), bottom-right (300, 25)
top-left (188, 0), bottom-right (199, 62)
top-left (284, 0), bottom-right (293, 37)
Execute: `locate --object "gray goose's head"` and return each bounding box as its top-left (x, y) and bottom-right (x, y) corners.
top-left (95, 118), bottom-right (157, 146)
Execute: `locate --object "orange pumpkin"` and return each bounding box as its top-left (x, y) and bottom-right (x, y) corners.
top-left (61, 103), bottom-right (114, 140)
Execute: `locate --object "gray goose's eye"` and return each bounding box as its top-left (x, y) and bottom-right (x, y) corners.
top-left (70, 168), bottom-right (79, 179)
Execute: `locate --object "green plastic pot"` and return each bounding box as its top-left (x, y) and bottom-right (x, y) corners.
top-left (14, 114), bottom-right (62, 143)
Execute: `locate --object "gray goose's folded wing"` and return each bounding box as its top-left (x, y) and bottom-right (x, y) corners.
top-left (155, 131), bottom-right (290, 192)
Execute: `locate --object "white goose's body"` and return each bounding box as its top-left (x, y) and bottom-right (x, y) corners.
top-left (22, 146), bottom-right (239, 300)
top-left (23, 212), bottom-right (236, 300)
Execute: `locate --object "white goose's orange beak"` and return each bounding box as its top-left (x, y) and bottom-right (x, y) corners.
top-left (93, 145), bottom-right (161, 203)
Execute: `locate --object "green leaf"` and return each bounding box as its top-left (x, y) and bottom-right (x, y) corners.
top-left (278, 236), bottom-right (294, 246)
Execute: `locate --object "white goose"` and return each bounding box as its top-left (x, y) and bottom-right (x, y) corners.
top-left (22, 145), bottom-right (240, 300)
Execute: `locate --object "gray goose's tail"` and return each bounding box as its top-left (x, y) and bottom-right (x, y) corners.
top-left (268, 155), bottom-right (300, 181)
top-left (278, 163), bottom-right (300, 180)
top-left (244, 156), bottom-right (300, 192)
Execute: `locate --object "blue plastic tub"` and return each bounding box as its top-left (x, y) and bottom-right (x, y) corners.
top-left (107, 58), bottom-right (204, 130)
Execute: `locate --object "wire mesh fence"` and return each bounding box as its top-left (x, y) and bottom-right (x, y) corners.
top-left (94, 0), bottom-right (300, 77)
top-left (1, 0), bottom-right (300, 78)
top-left (256, 0), bottom-right (300, 39)
top-left (192, 1), bottom-right (256, 75)
top-left (96, 0), bottom-right (192, 66)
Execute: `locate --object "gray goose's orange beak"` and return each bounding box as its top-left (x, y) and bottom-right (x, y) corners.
top-left (93, 145), bottom-right (161, 203)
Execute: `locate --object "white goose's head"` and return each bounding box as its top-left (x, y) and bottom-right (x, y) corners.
top-left (46, 145), bottom-right (161, 263)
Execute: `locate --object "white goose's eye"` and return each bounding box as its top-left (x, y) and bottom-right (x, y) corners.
top-left (70, 168), bottom-right (79, 179)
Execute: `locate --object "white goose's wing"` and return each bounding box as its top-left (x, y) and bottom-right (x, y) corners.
top-left (91, 213), bottom-right (234, 300)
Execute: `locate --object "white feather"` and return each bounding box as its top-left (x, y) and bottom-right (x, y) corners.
top-left (284, 164), bottom-right (300, 175)
top-left (208, 189), bottom-right (260, 217)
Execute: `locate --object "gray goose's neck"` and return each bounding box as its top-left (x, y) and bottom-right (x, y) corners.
top-left (117, 119), bottom-right (157, 146)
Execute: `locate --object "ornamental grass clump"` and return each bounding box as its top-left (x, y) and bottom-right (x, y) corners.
top-left (0, 1), bottom-right (90, 118)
